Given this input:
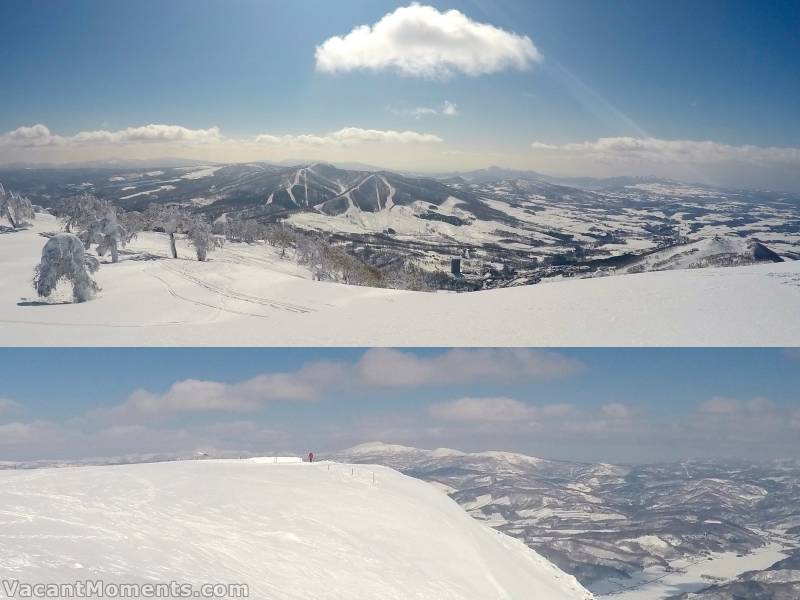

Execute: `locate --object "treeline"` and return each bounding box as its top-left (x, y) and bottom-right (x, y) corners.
top-left (55, 194), bottom-right (219, 263)
top-left (47, 194), bottom-right (464, 292)
top-left (214, 216), bottom-right (461, 291)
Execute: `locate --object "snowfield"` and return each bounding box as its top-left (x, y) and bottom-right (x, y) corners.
top-left (1, 214), bottom-right (800, 346)
top-left (591, 542), bottom-right (788, 599)
top-left (0, 459), bottom-right (592, 600)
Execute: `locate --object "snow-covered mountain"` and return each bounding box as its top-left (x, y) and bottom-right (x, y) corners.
top-left (2, 213), bottom-right (800, 345)
top-left (620, 236), bottom-right (783, 274)
top-left (0, 458), bottom-right (592, 600)
top-left (2, 163), bottom-right (797, 285)
top-left (332, 443), bottom-right (800, 598)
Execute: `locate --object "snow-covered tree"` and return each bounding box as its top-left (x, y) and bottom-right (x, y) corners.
top-left (225, 218), bottom-right (266, 244)
top-left (185, 216), bottom-right (220, 262)
top-left (61, 193), bottom-right (106, 233)
top-left (265, 223), bottom-right (293, 257)
top-left (33, 233), bottom-right (100, 303)
top-left (0, 184), bottom-right (35, 229)
top-left (118, 210), bottom-right (145, 242)
top-left (85, 208), bottom-right (128, 263)
top-left (145, 204), bottom-right (186, 258)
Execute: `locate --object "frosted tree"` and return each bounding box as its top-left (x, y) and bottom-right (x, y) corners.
top-left (85, 208), bottom-right (129, 263)
top-left (145, 204), bottom-right (186, 258)
top-left (185, 216), bottom-right (220, 262)
top-left (118, 210), bottom-right (145, 242)
top-left (266, 223), bottom-right (293, 257)
top-left (61, 193), bottom-right (106, 233)
top-left (0, 184), bottom-right (36, 229)
top-left (33, 233), bottom-right (100, 303)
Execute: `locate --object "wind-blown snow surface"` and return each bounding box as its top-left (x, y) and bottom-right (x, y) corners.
top-left (2, 214), bottom-right (800, 345)
top-left (0, 459), bottom-right (592, 600)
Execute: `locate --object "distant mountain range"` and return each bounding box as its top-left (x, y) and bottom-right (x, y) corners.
top-left (331, 442), bottom-right (800, 597)
top-left (2, 161), bottom-right (797, 285)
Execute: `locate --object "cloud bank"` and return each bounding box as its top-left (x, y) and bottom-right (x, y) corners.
top-left (530, 136), bottom-right (800, 168)
top-left (0, 124), bottom-right (442, 149)
top-left (0, 124), bottom-right (223, 148)
top-left (356, 348), bottom-right (583, 387)
top-left (315, 3), bottom-right (541, 79)
top-left (253, 127), bottom-right (442, 146)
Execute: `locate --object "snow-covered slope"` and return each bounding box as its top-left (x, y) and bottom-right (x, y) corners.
top-left (620, 236), bottom-right (783, 274)
top-left (0, 459), bottom-right (592, 600)
top-left (335, 444), bottom-right (800, 598)
top-left (2, 214), bottom-right (800, 345)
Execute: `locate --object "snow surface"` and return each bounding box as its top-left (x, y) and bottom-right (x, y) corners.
top-left (2, 214), bottom-right (800, 346)
top-left (0, 459), bottom-right (592, 600)
top-left (592, 541), bottom-right (788, 599)
top-left (619, 236), bottom-right (776, 274)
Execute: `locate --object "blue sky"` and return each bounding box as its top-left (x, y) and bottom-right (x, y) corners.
top-left (1, 348), bottom-right (798, 463)
top-left (1, 1), bottom-right (799, 189)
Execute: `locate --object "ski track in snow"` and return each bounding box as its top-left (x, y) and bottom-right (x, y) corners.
top-left (155, 263), bottom-right (314, 315)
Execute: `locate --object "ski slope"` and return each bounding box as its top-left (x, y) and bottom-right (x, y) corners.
top-left (619, 236), bottom-right (782, 274)
top-left (0, 459), bottom-right (592, 600)
top-left (1, 214), bottom-right (799, 346)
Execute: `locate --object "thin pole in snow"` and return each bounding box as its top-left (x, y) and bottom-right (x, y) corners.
top-left (351, 467), bottom-right (354, 476)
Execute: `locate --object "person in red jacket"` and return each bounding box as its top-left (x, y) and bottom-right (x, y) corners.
top-left (308, 451), bottom-right (314, 463)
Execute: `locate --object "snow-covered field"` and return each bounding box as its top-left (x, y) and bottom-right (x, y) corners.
top-left (0, 459), bottom-right (592, 600)
top-left (592, 541), bottom-right (788, 599)
top-left (2, 214), bottom-right (800, 346)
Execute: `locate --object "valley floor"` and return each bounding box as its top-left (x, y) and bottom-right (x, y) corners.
top-left (592, 538), bottom-right (790, 599)
top-left (2, 214), bottom-right (799, 346)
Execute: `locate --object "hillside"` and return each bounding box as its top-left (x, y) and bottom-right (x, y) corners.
top-left (334, 443), bottom-right (800, 599)
top-left (0, 459), bottom-right (592, 600)
top-left (2, 164), bottom-right (798, 281)
top-left (620, 236), bottom-right (783, 274)
top-left (1, 214), bottom-right (800, 345)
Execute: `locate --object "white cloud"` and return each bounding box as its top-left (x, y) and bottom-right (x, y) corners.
top-left (81, 349), bottom-right (580, 425)
top-left (697, 396), bottom-right (776, 416)
top-left (0, 421), bottom-right (66, 446)
top-left (315, 3), bottom-right (541, 79)
top-left (429, 397), bottom-right (534, 422)
top-left (441, 101), bottom-right (459, 117)
top-left (0, 124), bottom-right (442, 154)
top-left (254, 127), bottom-right (443, 146)
top-left (355, 348), bottom-right (583, 387)
top-left (530, 136), bottom-right (800, 168)
top-left (0, 123), bottom-right (222, 148)
top-left (0, 398), bottom-right (22, 416)
top-left (0, 124), bottom-right (65, 147)
top-left (397, 101), bottom-right (460, 119)
top-left (90, 362), bottom-right (346, 423)
top-left (601, 403), bottom-right (639, 419)
top-left (71, 124), bottom-right (223, 145)
top-left (428, 397), bottom-right (577, 423)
